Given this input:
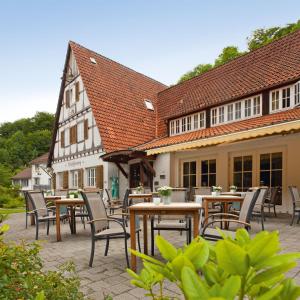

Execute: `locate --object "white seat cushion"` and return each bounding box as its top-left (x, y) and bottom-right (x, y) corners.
top-left (154, 220), bottom-right (188, 229)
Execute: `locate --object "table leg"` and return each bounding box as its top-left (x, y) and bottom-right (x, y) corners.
top-left (204, 200), bottom-right (208, 224)
top-left (193, 211), bottom-right (200, 239)
top-left (130, 211), bottom-right (137, 272)
top-left (56, 203), bottom-right (61, 242)
top-left (143, 215), bottom-right (148, 255)
top-left (224, 202), bottom-right (229, 229)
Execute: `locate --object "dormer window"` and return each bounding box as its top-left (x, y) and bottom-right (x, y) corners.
top-left (144, 99), bottom-right (154, 110)
top-left (235, 102), bottom-right (242, 119)
top-left (282, 87), bottom-right (290, 108)
top-left (245, 99), bottom-right (252, 117)
top-left (271, 90), bottom-right (280, 111)
top-left (169, 111), bottom-right (206, 136)
top-left (295, 81), bottom-right (300, 105)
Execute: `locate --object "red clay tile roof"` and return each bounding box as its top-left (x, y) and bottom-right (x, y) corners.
top-left (136, 108), bottom-right (300, 151)
top-left (156, 29), bottom-right (300, 136)
top-left (30, 153), bottom-right (49, 165)
top-left (69, 42), bottom-right (167, 153)
top-left (12, 168), bottom-right (32, 179)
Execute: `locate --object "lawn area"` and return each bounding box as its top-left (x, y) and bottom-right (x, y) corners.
top-left (0, 208), bottom-right (25, 214)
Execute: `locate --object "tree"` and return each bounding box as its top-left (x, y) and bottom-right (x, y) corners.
top-left (0, 164), bottom-right (12, 187)
top-left (247, 20), bottom-right (300, 51)
top-left (178, 19), bottom-right (300, 83)
top-left (178, 64), bottom-right (213, 83)
top-left (214, 46), bottom-right (244, 67)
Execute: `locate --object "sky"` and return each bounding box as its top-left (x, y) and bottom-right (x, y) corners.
top-left (0, 0), bottom-right (299, 123)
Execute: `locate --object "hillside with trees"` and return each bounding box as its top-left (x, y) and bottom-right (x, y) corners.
top-left (0, 112), bottom-right (54, 187)
top-left (178, 20), bottom-right (300, 83)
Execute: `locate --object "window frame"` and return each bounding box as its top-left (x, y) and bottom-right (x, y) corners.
top-left (182, 161), bottom-right (197, 188)
top-left (86, 168), bottom-right (96, 187)
top-left (232, 155), bottom-right (253, 192)
top-left (270, 84), bottom-right (294, 113)
top-left (200, 159), bottom-right (217, 187)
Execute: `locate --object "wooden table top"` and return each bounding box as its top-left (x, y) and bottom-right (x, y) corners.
top-left (128, 193), bottom-right (153, 198)
top-left (44, 195), bottom-right (62, 200)
top-left (129, 202), bottom-right (202, 211)
top-left (198, 195), bottom-right (244, 200)
top-left (55, 198), bottom-right (85, 205)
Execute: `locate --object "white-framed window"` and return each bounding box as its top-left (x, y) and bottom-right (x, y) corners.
top-left (65, 128), bottom-right (70, 146)
top-left (170, 121), bottom-right (175, 135)
top-left (194, 114), bottom-right (199, 130)
top-left (253, 96), bottom-right (261, 115)
top-left (227, 104), bottom-right (234, 121)
top-left (271, 90), bottom-right (280, 111)
top-left (282, 87), bottom-right (291, 109)
top-left (199, 112), bottom-right (205, 128)
top-left (245, 99), bottom-right (252, 117)
top-left (235, 102), bottom-right (242, 120)
top-left (211, 108), bottom-right (217, 125)
top-left (295, 81), bottom-right (300, 105)
top-left (182, 117), bottom-right (186, 132)
top-left (218, 106), bottom-right (225, 123)
top-left (187, 116), bottom-right (191, 131)
top-left (77, 122), bottom-right (84, 142)
top-left (169, 111), bottom-right (206, 136)
top-left (175, 119), bottom-right (180, 134)
top-left (87, 168), bottom-right (96, 187)
top-left (71, 170), bottom-right (78, 188)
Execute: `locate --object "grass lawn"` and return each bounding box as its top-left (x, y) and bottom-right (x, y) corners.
top-left (0, 208), bottom-right (25, 214)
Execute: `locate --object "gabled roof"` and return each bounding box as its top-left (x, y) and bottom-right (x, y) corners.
top-left (12, 167), bottom-right (31, 180)
top-left (156, 29), bottom-right (300, 136)
top-left (69, 42), bottom-right (167, 153)
top-left (30, 152), bottom-right (49, 165)
top-left (136, 108), bottom-right (300, 152)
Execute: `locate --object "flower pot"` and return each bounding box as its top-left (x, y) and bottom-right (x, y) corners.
top-left (162, 196), bottom-right (171, 205)
top-left (230, 189), bottom-right (237, 193)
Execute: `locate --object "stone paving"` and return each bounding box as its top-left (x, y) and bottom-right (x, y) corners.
top-left (4, 212), bottom-right (300, 299)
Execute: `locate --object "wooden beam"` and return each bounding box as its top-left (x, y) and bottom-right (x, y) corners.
top-left (115, 162), bottom-right (128, 179)
top-left (142, 158), bottom-right (156, 177)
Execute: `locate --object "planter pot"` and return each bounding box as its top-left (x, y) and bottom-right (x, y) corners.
top-left (212, 191), bottom-right (221, 196)
top-left (162, 196), bottom-right (171, 205)
top-left (230, 189), bottom-right (237, 193)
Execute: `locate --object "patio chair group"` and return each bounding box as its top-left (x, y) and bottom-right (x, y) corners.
top-left (22, 184), bottom-right (299, 268)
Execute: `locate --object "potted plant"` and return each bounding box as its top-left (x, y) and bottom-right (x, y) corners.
top-left (136, 183), bottom-right (144, 194)
top-left (212, 186), bottom-right (222, 196)
top-left (229, 185), bottom-right (238, 193)
top-left (68, 191), bottom-right (78, 199)
top-left (158, 186), bottom-right (172, 204)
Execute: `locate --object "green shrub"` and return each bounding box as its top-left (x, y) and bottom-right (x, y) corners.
top-left (128, 229), bottom-right (300, 299)
top-left (0, 224), bottom-right (84, 299)
top-left (0, 185), bottom-right (24, 208)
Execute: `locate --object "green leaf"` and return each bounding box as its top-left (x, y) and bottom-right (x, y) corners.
top-left (181, 266), bottom-right (209, 300)
top-left (256, 284), bottom-right (283, 300)
top-left (280, 278), bottom-right (300, 300)
top-left (183, 240), bottom-right (209, 270)
top-left (155, 235), bottom-right (177, 261)
top-left (126, 268), bottom-right (140, 280)
top-left (130, 279), bottom-right (147, 289)
top-left (235, 228), bottom-right (250, 246)
top-left (251, 262), bottom-right (296, 284)
top-left (247, 231), bottom-right (280, 267)
top-left (34, 291), bottom-right (45, 300)
top-left (220, 275), bottom-right (241, 299)
top-left (0, 224), bottom-right (10, 233)
top-left (171, 254), bottom-right (195, 280)
top-left (129, 248), bottom-right (165, 266)
top-left (255, 253), bottom-right (300, 269)
top-left (215, 240), bottom-right (249, 275)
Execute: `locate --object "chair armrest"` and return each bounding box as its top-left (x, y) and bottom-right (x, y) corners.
top-left (203, 213), bottom-right (239, 224)
top-left (202, 219), bottom-right (251, 235)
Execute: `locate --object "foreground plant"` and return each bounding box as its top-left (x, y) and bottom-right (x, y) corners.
top-left (127, 229), bottom-right (300, 299)
top-left (0, 224), bottom-right (84, 299)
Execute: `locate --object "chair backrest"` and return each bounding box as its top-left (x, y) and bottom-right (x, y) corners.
top-left (269, 187), bottom-right (279, 204)
top-left (28, 191), bottom-right (48, 217)
top-left (171, 189), bottom-right (187, 203)
top-left (105, 188), bottom-right (111, 204)
top-left (194, 187), bottom-right (211, 195)
top-left (22, 191), bottom-right (33, 212)
top-left (289, 186), bottom-right (300, 207)
top-left (81, 191), bottom-right (108, 233)
top-left (238, 189), bottom-right (260, 223)
top-left (122, 189), bottom-right (131, 209)
top-left (254, 187), bottom-right (269, 206)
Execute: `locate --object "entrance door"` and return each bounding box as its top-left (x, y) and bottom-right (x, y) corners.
top-left (130, 163), bottom-right (140, 188)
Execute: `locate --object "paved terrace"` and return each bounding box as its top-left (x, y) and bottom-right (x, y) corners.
top-left (4, 213), bottom-right (300, 299)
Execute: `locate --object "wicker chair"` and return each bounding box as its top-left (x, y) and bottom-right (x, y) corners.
top-left (288, 186), bottom-right (300, 226)
top-left (251, 187), bottom-right (269, 230)
top-left (263, 187), bottom-right (279, 217)
top-left (23, 191), bottom-right (34, 229)
top-left (202, 189), bottom-right (260, 241)
top-left (150, 189), bottom-right (191, 255)
top-left (81, 191), bottom-right (141, 267)
top-left (28, 191), bottom-right (69, 240)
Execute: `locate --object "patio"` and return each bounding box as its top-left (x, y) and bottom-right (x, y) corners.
top-left (4, 212), bottom-right (300, 299)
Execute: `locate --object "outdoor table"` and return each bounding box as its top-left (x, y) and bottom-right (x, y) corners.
top-left (201, 195), bottom-right (244, 227)
top-left (220, 192), bottom-right (242, 196)
top-left (128, 193), bottom-right (153, 202)
top-left (129, 202), bottom-right (202, 272)
top-left (55, 198), bottom-right (85, 242)
top-left (44, 195), bottom-right (62, 202)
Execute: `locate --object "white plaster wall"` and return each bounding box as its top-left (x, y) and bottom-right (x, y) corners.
top-left (153, 153), bottom-right (171, 190)
top-left (31, 163), bottom-right (51, 186)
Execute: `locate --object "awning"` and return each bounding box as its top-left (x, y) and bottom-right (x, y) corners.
top-left (146, 119), bottom-right (300, 155)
